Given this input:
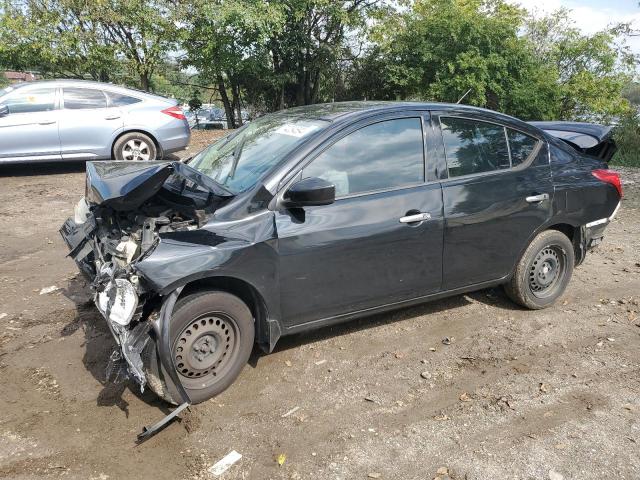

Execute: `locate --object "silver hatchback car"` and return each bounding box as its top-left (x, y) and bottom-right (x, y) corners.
top-left (0, 80), bottom-right (190, 163)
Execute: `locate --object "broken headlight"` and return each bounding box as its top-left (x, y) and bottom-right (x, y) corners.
top-left (97, 278), bottom-right (138, 326)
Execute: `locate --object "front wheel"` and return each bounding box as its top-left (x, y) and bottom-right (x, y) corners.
top-left (143, 290), bottom-right (254, 404)
top-left (504, 230), bottom-right (575, 310)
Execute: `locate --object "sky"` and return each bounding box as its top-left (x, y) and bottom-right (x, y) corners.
top-left (507, 0), bottom-right (640, 56)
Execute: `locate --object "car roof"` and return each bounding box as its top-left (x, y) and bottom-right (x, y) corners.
top-left (3, 79), bottom-right (173, 103)
top-left (273, 101), bottom-right (531, 128)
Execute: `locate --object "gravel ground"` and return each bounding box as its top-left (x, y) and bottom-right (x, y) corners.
top-left (0, 134), bottom-right (638, 480)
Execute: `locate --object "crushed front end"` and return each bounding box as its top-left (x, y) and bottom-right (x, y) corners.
top-left (60, 160), bottom-right (231, 392)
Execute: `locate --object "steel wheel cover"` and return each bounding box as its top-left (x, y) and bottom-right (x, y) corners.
top-left (173, 313), bottom-right (240, 389)
top-left (528, 245), bottom-right (566, 298)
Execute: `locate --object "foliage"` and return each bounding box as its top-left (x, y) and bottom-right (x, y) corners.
top-left (622, 82), bottom-right (640, 106)
top-left (0, 0), bottom-right (636, 126)
top-left (0, 0), bottom-right (185, 91)
top-left (612, 112), bottom-right (640, 167)
top-left (523, 9), bottom-right (634, 122)
top-left (183, 0), bottom-right (377, 126)
top-left (353, 0), bottom-right (633, 122)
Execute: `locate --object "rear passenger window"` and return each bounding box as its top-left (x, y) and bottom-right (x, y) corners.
top-left (441, 117), bottom-right (510, 177)
top-left (507, 129), bottom-right (538, 166)
top-left (63, 88), bottom-right (106, 109)
top-left (105, 91), bottom-right (141, 107)
top-left (303, 118), bottom-right (424, 197)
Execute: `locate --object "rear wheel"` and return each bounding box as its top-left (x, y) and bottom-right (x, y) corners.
top-left (143, 290), bottom-right (254, 404)
top-left (504, 230), bottom-right (574, 310)
top-left (113, 132), bottom-right (157, 161)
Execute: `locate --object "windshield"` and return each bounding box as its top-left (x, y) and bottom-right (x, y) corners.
top-left (189, 114), bottom-right (328, 193)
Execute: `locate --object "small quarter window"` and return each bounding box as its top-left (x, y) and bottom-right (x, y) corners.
top-left (105, 91), bottom-right (141, 107)
top-left (441, 117), bottom-right (510, 178)
top-left (303, 118), bottom-right (424, 197)
top-left (507, 129), bottom-right (538, 166)
top-left (63, 88), bottom-right (106, 109)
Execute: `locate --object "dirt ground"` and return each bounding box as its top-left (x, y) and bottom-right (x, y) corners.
top-left (0, 131), bottom-right (638, 480)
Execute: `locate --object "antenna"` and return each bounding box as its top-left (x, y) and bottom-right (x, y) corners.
top-left (456, 88), bottom-right (472, 104)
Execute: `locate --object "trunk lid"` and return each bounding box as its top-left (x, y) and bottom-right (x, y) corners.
top-left (528, 121), bottom-right (617, 162)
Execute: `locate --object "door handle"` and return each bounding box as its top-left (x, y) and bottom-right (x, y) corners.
top-left (104, 115), bottom-right (121, 120)
top-left (525, 193), bottom-right (549, 203)
top-left (399, 212), bottom-right (431, 224)
top-left (38, 120), bottom-right (56, 125)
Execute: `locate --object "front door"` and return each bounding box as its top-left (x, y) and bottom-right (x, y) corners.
top-left (435, 114), bottom-right (554, 290)
top-left (275, 115), bottom-right (444, 327)
top-left (0, 86), bottom-right (60, 161)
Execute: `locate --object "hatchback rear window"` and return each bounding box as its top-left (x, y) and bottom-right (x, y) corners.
top-left (441, 117), bottom-right (510, 178)
top-left (105, 91), bottom-right (141, 107)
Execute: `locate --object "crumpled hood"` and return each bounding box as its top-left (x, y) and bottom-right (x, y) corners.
top-left (85, 161), bottom-right (233, 211)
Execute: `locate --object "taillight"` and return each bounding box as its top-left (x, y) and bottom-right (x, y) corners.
top-left (592, 169), bottom-right (623, 198)
top-left (161, 106), bottom-right (186, 120)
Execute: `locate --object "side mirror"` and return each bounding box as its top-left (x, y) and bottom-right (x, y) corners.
top-left (0, 104), bottom-right (8, 117)
top-left (283, 176), bottom-right (335, 208)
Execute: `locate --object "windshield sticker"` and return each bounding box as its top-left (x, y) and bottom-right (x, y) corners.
top-left (274, 123), bottom-right (320, 138)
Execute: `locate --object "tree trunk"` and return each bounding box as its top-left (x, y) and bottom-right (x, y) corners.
top-left (231, 80), bottom-right (243, 127)
top-left (217, 74), bottom-right (236, 129)
top-left (140, 72), bottom-right (150, 92)
top-left (310, 69), bottom-right (321, 104)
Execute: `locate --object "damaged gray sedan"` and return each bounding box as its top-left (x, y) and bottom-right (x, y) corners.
top-left (60, 102), bottom-right (622, 408)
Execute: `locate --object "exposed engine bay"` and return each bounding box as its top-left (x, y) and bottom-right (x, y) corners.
top-left (60, 161), bottom-right (232, 391)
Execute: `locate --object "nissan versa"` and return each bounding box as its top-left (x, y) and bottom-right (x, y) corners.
top-left (60, 102), bottom-right (622, 409)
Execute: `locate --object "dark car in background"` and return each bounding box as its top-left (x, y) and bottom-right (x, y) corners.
top-left (0, 80), bottom-right (190, 163)
top-left (60, 101), bottom-right (622, 407)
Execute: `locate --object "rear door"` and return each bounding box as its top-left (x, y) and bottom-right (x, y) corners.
top-left (0, 86), bottom-right (61, 161)
top-left (275, 113), bottom-right (444, 327)
top-left (58, 87), bottom-right (124, 160)
top-left (434, 113), bottom-right (553, 290)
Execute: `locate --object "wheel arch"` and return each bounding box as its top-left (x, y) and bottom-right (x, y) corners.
top-left (545, 222), bottom-right (586, 267)
top-left (111, 129), bottom-right (162, 159)
top-left (510, 221), bottom-right (585, 280)
top-left (175, 275), bottom-right (277, 353)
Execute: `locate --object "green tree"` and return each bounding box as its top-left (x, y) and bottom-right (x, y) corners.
top-left (0, 0), bottom-right (185, 91)
top-left (363, 0), bottom-right (553, 118)
top-left (355, 0), bottom-right (633, 121)
top-left (523, 9), bottom-right (634, 121)
top-left (184, 0), bottom-right (377, 125)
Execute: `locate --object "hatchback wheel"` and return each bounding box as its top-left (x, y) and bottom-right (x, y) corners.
top-left (113, 132), bottom-right (157, 161)
top-left (143, 291), bottom-right (254, 404)
top-left (504, 230), bottom-right (574, 310)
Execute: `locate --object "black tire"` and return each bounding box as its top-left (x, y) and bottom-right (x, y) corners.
top-left (113, 132), bottom-right (158, 161)
top-left (504, 230), bottom-right (574, 310)
top-left (143, 290), bottom-right (254, 404)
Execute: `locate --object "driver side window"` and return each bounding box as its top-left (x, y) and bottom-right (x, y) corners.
top-left (3, 88), bottom-right (56, 114)
top-left (303, 118), bottom-right (425, 197)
